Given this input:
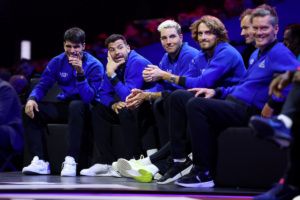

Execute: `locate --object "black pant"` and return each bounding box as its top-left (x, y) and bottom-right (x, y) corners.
top-left (91, 103), bottom-right (145, 164)
top-left (168, 90), bottom-right (197, 159)
top-left (153, 97), bottom-right (171, 147)
top-left (169, 90), bottom-right (258, 171)
top-left (281, 83), bottom-right (300, 187)
top-left (149, 141), bottom-right (173, 175)
top-left (24, 100), bottom-right (90, 161)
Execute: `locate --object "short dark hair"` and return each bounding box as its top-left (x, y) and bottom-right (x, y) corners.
top-left (240, 8), bottom-right (253, 21)
top-left (190, 15), bottom-right (228, 43)
top-left (251, 4), bottom-right (278, 26)
top-left (64, 27), bottom-right (85, 44)
top-left (105, 34), bottom-right (128, 48)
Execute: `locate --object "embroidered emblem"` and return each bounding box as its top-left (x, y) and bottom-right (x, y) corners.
top-left (258, 60), bottom-right (265, 68)
top-left (249, 58), bottom-right (254, 65)
top-left (60, 72), bottom-right (68, 78)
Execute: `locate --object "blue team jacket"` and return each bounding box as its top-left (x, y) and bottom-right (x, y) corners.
top-left (29, 52), bottom-right (104, 104)
top-left (184, 42), bottom-right (246, 89)
top-left (99, 50), bottom-right (152, 107)
top-left (148, 42), bottom-right (199, 92)
top-left (218, 42), bottom-right (300, 109)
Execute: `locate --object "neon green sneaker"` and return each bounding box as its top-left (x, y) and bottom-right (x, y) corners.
top-left (116, 158), bottom-right (145, 177)
top-left (127, 169), bottom-right (153, 183)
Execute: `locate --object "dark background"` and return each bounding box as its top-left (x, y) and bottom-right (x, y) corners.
top-left (1, 0), bottom-right (299, 68)
top-left (0, 0), bottom-right (207, 67)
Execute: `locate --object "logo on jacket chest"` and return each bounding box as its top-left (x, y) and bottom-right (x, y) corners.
top-left (258, 60), bottom-right (265, 68)
top-left (60, 72), bottom-right (69, 78)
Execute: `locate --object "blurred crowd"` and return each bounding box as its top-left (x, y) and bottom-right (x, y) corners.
top-left (0, 0), bottom-right (280, 103)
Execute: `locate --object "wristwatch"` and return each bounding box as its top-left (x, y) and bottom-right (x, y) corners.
top-left (109, 72), bottom-right (117, 79)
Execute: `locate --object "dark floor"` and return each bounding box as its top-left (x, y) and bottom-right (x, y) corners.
top-left (0, 172), bottom-right (263, 200)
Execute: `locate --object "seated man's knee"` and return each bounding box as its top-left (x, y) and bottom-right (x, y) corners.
top-left (69, 100), bottom-right (86, 114)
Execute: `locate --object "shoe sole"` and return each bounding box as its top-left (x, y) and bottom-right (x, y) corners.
top-left (22, 169), bottom-right (50, 175)
top-left (117, 159), bottom-right (133, 178)
top-left (61, 174), bottom-right (76, 177)
top-left (131, 169), bottom-right (152, 183)
top-left (250, 119), bottom-right (291, 148)
top-left (157, 164), bottom-right (192, 184)
top-left (175, 180), bottom-right (215, 188)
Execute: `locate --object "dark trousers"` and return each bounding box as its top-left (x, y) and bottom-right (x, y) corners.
top-left (138, 102), bottom-right (158, 151)
top-left (168, 90), bottom-right (197, 159)
top-left (149, 141), bottom-right (172, 175)
top-left (169, 90), bottom-right (258, 172)
top-left (23, 100), bottom-right (90, 161)
top-left (91, 103), bottom-right (145, 164)
top-left (153, 97), bottom-right (171, 147)
top-left (281, 83), bottom-right (300, 187)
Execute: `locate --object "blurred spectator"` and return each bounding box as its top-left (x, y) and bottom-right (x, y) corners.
top-left (223, 0), bottom-right (245, 18)
top-left (9, 74), bottom-right (29, 104)
top-left (283, 24), bottom-right (300, 60)
top-left (0, 78), bottom-right (23, 152)
top-left (0, 67), bottom-right (11, 81)
top-left (86, 33), bottom-right (109, 65)
top-left (124, 22), bottom-right (146, 48)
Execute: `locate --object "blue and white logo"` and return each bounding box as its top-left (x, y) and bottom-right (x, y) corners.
top-left (249, 58), bottom-right (254, 65)
top-left (258, 60), bottom-right (265, 68)
top-left (60, 72), bottom-right (68, 78)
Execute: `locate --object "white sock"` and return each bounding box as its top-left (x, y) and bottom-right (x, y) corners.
top-left (277, 114), bottom-right (293, 129)
top-left (140, 157), bottom-right (152, 165)
top-left (146, 148), bottom-right (158, 157)
top-left (173, 158), bottom-right (186, 163)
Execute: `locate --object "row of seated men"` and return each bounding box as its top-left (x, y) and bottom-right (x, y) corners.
top-left (2, 3), bottom-right (300, 200)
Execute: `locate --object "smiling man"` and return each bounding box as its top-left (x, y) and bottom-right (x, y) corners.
top-left (79, 34), bottom-right (153, 177)
top-left (121, 16), bottom-right (246, 184)
top-left (170, 5), bottom-right (300, 188)
top-left (22, 27), bottom-right (104, 177)
top-left (240, 8), bottom-right (256, 67)
top-left (125, 20), bottom-right (199, 149)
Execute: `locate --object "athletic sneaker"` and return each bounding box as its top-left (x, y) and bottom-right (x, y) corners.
top-left (253, 183), bottom-right (300, 200)
top-left (157, 159), bottom-right (192, 184)
top-left (127, 169), bottom-right (153, 183)
top-left (61, 156), bottom-right (77, 177)
top-left (22, 156), bottom-right (50, 175)
top-left (249, 116), bottom-right (292, 148)
top-left (175, 166), bottom-right (214, 188)
top-left (116, 158), bottom-right (158, 178)
top-left (80, 163), bottom-right (109, 176)
top-left (80, 163), bottom-right (121, 177)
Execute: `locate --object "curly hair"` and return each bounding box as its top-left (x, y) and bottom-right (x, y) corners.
top-left (190, 15), bottom-right (228, 43)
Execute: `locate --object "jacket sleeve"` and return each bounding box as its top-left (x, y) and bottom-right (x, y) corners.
top-left (76, 62), bottom-right (104, 103)
top-left (267, 48), bottom-right (300, 107)
top-left (29, 59), bottom-right (57, 102)
top-left (184, 48), bottom-right (238, 89)
top-left (99, 75), bottom-right (116, 107)
top-left (112, 59), bottom-right (148, 101)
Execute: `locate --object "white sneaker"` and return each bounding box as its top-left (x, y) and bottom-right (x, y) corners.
top-left (112, 161), bottom-right (118, 172)
top-left (80, 163), bottom-right (109, 176)
top-left (22, 156), bottom-right (50, 175)
top-left (61, 156), bottom-right (77, 176)
top-left (97, 166), bottom-right (121, 177)
top-left (80, 163), bottom-right (121, 177)
top-left (117, 158), bottom-right (159, 178)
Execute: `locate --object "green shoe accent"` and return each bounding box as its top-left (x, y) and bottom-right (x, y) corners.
top-left (131, 169), bottom-right (153, 183)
